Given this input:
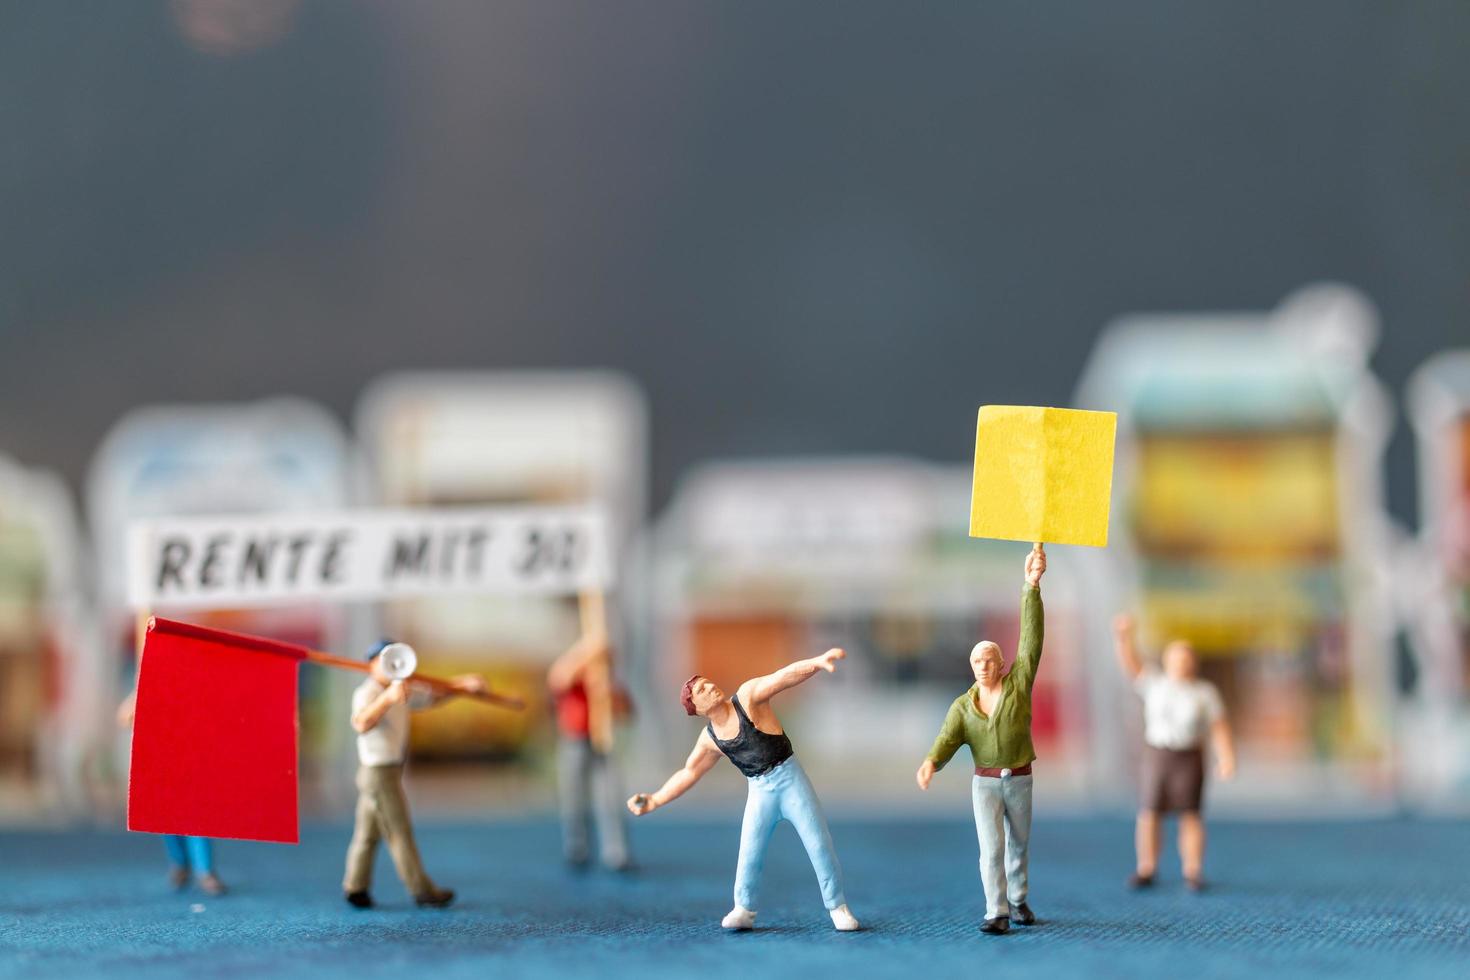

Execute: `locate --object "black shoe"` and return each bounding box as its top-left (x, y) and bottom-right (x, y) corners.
top-left (1128, 872), bottom-right (1155, 890)
top-left (980, 916), bottom-right (1010, 935)
top-left (414, 888), bottom-right (455, 908)
top-left (344, 890), bottom-right (373, 909)
top-left (1010, 902), bottom-right (1036, 925)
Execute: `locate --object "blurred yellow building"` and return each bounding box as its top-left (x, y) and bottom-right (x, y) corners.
top-left (1077, 284), bottom-right (1399, 809)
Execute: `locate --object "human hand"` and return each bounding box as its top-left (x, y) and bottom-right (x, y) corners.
top-left (385, 680), bottom-right (409, 704)
top-left (1218, 755), bottom-right (1236, 781)
top-left (627, 792), bottom-right (657, 816)
top-left (916, 758), bottom-right (936, 791)
top-left (1113, 613), bottom-right (1134, 639)
top-left (451, 674), bottom-right (488, 695)
top-left (814, 648), bottom-right (846, 673)
top-left (116, 692), bottom-right (137, 729)
top-left (1025, 543), bottom-right (1047, 587)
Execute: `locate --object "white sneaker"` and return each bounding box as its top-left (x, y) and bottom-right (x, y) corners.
top-left (830, 904), bottom-right (861, 932)
top-left (721, 906), bottom-right (757, 930)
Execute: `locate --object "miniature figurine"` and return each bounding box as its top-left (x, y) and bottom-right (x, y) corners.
top-left (916, 543), bottom-right (1047, 935)
top-left (342, 641), bottom-right (487, 909)
top-left (118, 691), bottom-right (228, 896)
top-left (1111, 613), bottom-right (1236, 891)
top-left (547, 623), bottom-right (633, 871)
top-left (626, 650), bottom-right (859, 932)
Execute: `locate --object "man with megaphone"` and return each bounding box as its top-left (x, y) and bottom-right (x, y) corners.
top-left (342, 641), bottom-right (487, 909)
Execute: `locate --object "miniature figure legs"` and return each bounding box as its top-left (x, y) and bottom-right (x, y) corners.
top-left (164, 835), bottom-right (214, 875)
top-left (557, 737), bottom-right (631, 869)
top-left (343, 764), bottom-right (437, 897)
top-left (732, 757), bottom-right (846, 912)
top-left (1178, 811), bottom-right (1206, 881)
top-left (971, 773), bottom-right (1032, 919)
top-left (1135, 809), bottom-right (1162, 877)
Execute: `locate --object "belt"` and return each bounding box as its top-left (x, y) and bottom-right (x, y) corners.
top-left (975, 764), bottom-right (1032, 778)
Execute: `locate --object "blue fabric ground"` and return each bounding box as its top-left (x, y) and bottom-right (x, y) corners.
top-left (2, 816), bottom-right (1466, 979)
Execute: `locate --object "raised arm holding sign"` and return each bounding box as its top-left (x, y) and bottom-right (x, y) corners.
top-left (919, 404), bottom-right (1116, 936)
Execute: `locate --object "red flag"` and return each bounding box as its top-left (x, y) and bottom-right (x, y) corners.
top-left (128, 618), bottom-right (307, 844)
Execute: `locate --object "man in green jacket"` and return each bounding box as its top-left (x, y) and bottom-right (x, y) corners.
top-left (917, 543), bottom-right (1046, 935)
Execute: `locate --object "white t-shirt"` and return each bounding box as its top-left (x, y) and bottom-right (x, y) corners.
top-left (1134, 670), bottom-right (1225, 751)
top-left (352, 677), bottom-right (433, 766)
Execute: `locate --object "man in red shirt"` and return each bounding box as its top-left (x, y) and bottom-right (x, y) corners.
top-left (548, 629), bottom-right (632, 871)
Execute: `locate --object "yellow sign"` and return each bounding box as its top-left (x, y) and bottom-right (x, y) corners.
top-left (969, 405), bottom-right (1117, 547)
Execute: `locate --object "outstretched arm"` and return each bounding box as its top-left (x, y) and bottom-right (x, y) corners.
top-left (627, 731), bottom-right (722, 815)
top-left (1112, 613), bottom-right (1144, 680)
top-left (416, 674), bottom-right (488, 708)
top-left (741, 648), bottom-right (846, 707)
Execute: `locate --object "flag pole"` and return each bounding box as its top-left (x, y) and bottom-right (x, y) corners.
top-left (579, 590), bottom-right (614, 753)
top-left (301, 648), bottom-right (527, 710)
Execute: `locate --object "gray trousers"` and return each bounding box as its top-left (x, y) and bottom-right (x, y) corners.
top-left (558, 736), bottom-right (630, 868)
top-left (971, 773), bottom-right (1032, 919)
top-left (343, 764), bottom-right (437, 897)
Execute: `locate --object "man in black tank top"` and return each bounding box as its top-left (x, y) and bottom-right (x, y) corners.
top-left (626, 649), bottom-right (859, 932)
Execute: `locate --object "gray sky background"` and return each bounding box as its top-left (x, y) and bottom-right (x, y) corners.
top-left (2, 1), bottom-right (1467, 522)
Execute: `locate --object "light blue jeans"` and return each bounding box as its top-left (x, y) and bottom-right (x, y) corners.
top-left (971, 773), bottom-right (1032, 919)
top-left (733, 756), bottom-right (846, 912)
top-left (163, 835), bottom-right (214, 874)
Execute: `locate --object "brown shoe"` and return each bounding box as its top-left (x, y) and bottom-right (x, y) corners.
top-left (414, 888), bottom-right (455, 908)
top-left (1184, 876), bottom-right (1207, 893)
top-left (167, 866), bottom-right (190, 891)
top-left (1128, 872), bottom-right (1155, 890)
top-left (198, 873), bottom-right (228, 896)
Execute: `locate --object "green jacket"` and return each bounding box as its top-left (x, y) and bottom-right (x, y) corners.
top-left (926, 585), bottom-right (1044, 771)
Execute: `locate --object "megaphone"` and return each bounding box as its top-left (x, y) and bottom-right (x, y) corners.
top-left (377, 642), bottom-right (419, 681)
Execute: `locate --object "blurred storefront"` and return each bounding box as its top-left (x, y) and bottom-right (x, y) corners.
top-left (0, 454), bottom-right (92, 820)
top-left (354, 370), bottom-right (646, 811)
top-left (1076, 284), bottom-right (1399, 811)
top-left (87, 398), bottom-right (354, 814)
top-left (1404, 350), bottom-right (1470, 810)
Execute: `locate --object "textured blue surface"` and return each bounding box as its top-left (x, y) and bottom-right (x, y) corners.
top-left (2, 816), bottom-right (1467, 979)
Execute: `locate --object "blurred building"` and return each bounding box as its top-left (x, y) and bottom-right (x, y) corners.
top-left (1076, 284), bottom-right (1399, 811)
top-left (0, 453), bottom-right (91, 820)
top-left (86, 398), bottom-right (354, 814)
top-left (1404, 350), bottom-right (1470, 809)
top-left (354, 370), bottom-right (647, 811)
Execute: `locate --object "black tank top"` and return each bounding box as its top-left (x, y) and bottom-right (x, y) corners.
top-left (708, 695), bottom-right (794, 778)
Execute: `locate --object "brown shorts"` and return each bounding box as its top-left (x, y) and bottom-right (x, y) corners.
top-left (1140, 745), bottom-right (1205, 813)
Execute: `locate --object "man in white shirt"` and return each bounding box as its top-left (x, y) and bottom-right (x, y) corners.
top-left (1113, 615), bottom-right (1236, 891)
top-left (343, 642), bottom-right (486, 909)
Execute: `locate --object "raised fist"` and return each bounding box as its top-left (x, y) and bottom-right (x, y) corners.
top-left (1025, 543), bottom-right (1047, 587)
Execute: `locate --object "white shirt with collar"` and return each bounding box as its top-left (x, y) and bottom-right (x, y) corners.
top-left (352, 677), bottom-right (433, 766)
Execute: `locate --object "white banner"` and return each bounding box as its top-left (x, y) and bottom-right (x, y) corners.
top-left (126, 506), bottom-right (611, 609)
